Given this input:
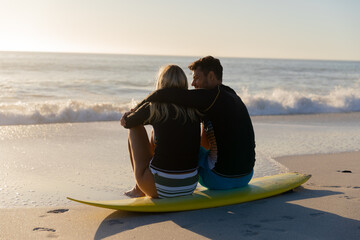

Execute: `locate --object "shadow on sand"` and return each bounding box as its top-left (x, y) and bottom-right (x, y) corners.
top-left (93, 188), bottom-right (360, 239)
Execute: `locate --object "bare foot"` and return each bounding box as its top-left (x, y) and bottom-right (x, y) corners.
top-left (124, 186), bottom-right (146, 198)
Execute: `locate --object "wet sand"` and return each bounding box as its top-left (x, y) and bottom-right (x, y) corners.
top-left (1, 151), bottom-right (359, 239)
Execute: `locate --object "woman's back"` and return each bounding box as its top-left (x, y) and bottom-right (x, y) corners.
top-left (150, 105), bottom-right (200, 173)
top-left (122, 64), bottom-right (201, 198)
top-left (124, 102), bottom-right (200, 173)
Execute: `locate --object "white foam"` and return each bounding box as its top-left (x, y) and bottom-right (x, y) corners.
top-left (1, 85), bottom-right (360, 126)
top-left (242, 85), bottom-right (360, 115)
top-left (0, 100), bottom-right (137, 126)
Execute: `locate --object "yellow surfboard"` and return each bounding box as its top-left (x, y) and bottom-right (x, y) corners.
top-left (67, 172), bottom-right (310, 212)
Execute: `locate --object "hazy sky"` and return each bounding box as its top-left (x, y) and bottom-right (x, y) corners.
top-left (1, 0), bottom-right (359, 60)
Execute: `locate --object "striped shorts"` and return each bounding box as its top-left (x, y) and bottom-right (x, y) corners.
top-left (149, 166), bottom-right (199, 199)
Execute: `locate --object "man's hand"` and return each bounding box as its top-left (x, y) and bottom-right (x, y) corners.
top-left (120, 109), bottom-right (133, 127)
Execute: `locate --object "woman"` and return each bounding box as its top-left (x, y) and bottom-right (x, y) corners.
top-left (120, 65), bottom-right (201, 198)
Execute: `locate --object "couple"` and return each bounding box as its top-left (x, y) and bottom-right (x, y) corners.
top-left (120, 56), bottom-right (256, 198)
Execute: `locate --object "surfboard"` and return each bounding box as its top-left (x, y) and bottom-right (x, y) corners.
top-left (67, 172), bottom-right (310, 212)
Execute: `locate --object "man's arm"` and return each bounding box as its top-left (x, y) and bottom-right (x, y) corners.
top-left (145, 86), bottom-right (220, 112)
top-left (132, 99), bottom-right (147, 112)
top-left (122, 102), bottom-right (150, 129)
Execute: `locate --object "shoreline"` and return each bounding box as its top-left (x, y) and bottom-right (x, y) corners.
top-left (1, 111), bottom-right (360, 208)
top-left (1, 151), bottom-right (359, 239)
top-left (1, 111), bottom-right (360, 127)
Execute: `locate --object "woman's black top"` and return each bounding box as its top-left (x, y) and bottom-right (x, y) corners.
top-left (124, 102), bottom-right (200, 173)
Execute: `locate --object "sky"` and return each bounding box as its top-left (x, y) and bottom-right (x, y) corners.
top-left (0, 0), bottom-right (359, 60)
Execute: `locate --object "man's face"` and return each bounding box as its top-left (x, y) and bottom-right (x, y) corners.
top-left (191, 67), bottom-right (220, 89)
top-left (191, 68), bottom-right (210, 89)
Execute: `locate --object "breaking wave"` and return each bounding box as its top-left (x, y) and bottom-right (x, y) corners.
top-left (242, 86), bottom-right (360, 115)
top-left (0, 100), bottom-right (136, 126)
top-left (1, 86), bottom-right (360, 126)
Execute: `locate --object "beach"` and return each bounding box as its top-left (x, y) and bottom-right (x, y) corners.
top-left (1, 1), bottom-right (360, 237)
top-left (1, 52), bottom-right (360, 239)
top-left (1, 152), bottom-right (359, 239)
top-left (1, 113), bottom-right (359, 239)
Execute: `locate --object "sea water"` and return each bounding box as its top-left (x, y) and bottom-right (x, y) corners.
top-left (1, 51), bottom-right (360, 207)
top-left (1, 51), bottom-right (360, 125)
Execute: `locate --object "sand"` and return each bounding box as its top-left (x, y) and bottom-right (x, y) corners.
top-left (1, 151), bottom-right (359, 240)
top-left (2, 113), bottom-right (360, 209)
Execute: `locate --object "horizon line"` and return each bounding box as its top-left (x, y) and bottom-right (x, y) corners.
top-left (1, 49), bottom-right (359, 63)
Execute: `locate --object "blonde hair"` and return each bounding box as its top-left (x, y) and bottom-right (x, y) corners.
top-left (148, 65), bottom-right (200, 124)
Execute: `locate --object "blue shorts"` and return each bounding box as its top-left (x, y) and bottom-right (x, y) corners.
top-left (198, 147), bottom-right (253, 190)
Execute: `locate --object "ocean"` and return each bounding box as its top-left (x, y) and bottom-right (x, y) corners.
top-left (1, 51), bottom-right (360, 208)
top-left (1, 51), bottom-right (360, 125)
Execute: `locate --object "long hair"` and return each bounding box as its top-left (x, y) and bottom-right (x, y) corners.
top-left (148, 65), bottom-right (200, 124)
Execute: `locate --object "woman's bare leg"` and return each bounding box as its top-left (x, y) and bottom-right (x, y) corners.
top-left (125, 126), bottom-right (157, 198)
top-left (124, 139), bottom-right (145, 197)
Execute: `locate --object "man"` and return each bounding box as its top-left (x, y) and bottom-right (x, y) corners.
top-left (146, 56), bottom-right (255, 189)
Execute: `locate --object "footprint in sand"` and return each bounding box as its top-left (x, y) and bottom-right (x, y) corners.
top-left (243, 224), bottom-right (261, 229)
top-left (107, 219), bottom-right (124, 226)
top-left (242, 230), bottom-right (259, 236)
top-left (309, 212), bottom-right (325, 217)
top-left (47, 209), bottom-right (69, 214)
top-left (260, 216), bottom-right (294, 223)
top-left (33, 227), bottom-right (56, 232)
top-left (337, 170), bottom-right (352, 173)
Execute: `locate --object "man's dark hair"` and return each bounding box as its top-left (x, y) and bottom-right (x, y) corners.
top-left (188, 56), bottom-right (223, 81)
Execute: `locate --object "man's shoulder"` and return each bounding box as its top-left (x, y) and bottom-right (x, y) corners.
top-left (219, 84), bottom-right (237, 95)
top-left (218, 84), bottom-right (246, 108)
top-left (219, 84), bottom-right (242, 101)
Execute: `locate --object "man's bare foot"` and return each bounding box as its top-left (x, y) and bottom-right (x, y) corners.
top-left (124, 186), bottom-right (146, 198)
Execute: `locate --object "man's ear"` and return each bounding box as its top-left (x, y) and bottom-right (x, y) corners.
top-left (208, 71), bottom-right (216, 81)
top-left (208, 71), bottom-right (220, 84)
